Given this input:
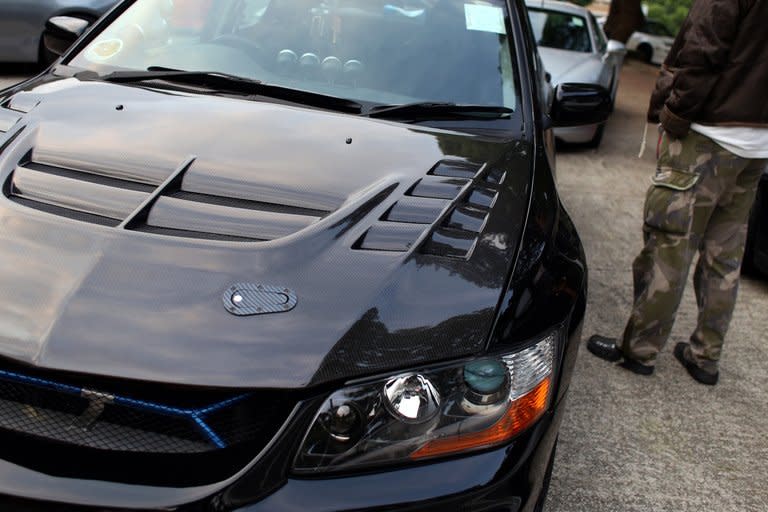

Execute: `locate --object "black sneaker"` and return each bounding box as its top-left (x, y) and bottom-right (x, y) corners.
top-left (587, 335), bottom-right (654, 376)
top-left (674, 342), bottom-right (719, 386)
top-left (586, 335), bottom-right (622, 362)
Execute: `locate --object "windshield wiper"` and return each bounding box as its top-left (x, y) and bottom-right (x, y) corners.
top-left (364, 102), bottom-right (513, 119)
top-left (84, 67), bottom-right (364, 113)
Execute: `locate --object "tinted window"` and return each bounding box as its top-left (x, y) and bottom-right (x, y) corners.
top-left (528, 9), bottom-right (592, 53)
top-left (644, 21), bottom-right (673, 37)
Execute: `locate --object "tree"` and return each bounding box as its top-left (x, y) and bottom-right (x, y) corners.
top-left (603, 0), bottom-right (645, 43)
top-left (647, 0), bottom-right (693, 35)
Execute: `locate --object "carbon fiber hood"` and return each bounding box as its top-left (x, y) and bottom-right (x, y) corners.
top-left (0, 76), bottom-right (533, 389)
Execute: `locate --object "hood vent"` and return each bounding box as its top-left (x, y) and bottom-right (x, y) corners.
top-left (5, 93), bottom-right (42, 114)
top-left (0, 109), bottom-right (22, 134)
top-left (355, 159), bottom-right (504, 258)
top-left (4, 153), bottom-right (327, 242)
top-left (8, 161), bottom-right (152, 227)
top-left (0, 96), bottom-right (34, 136)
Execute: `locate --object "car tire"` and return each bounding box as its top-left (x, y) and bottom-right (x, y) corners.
top-left (533, 438), bottom-right (558, 512)
top-left (741, 208), bottom-right (758, 275)
top-left (585, 123), bottom-right (605, 149)
top-left (637, 43), bottom-right (653, 64)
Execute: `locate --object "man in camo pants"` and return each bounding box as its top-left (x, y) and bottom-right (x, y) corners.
top-left (587, 0), bottom-right (768, 385)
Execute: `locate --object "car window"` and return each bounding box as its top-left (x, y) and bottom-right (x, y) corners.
top-left (588, 12), bottom-right (606, 53)
top-left (68, 0), bottom-right (519, 110)
top-left (647, 21), bottom-right (673, 37)
top-left (527, 9), bottom-right (592, 53)
top-left (641, 21), bottom-right (669, 37)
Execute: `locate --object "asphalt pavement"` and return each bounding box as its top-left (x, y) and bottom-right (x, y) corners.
top-left (0, 60), bottom-right (766, 511)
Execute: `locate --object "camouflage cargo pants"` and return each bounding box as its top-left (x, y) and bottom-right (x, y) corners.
top-left (620, 130), bottom-right (766, 371)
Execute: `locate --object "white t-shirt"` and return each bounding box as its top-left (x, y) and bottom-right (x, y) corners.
top-left (691, 123), bottom-right (768, 159)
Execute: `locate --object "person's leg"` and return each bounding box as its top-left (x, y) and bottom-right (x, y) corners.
top-left (687, 158), bottom-right (766, 373)
top-left (620, 192), bottom-right (697, 364)
top-left (619, 132), bottom-right (725, 365)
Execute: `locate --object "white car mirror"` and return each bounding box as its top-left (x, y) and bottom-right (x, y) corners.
top-left (606, 40), bottom-right (627, 55)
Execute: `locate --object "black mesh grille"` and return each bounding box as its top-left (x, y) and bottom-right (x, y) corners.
top-left (0, 363), bottom-right (296, 486)
top-left (0, 380), bottom-right (214, 453)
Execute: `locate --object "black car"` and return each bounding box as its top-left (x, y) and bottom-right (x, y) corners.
top-left (0, 0), bottom-right (609, 510)
top-left (744, 169), bottom-right (768, 276)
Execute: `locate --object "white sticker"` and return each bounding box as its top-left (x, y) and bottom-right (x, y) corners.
top-left (572, 17), bottom-right (585, 27)
top-left (464, 4), bottom-right (506, 34)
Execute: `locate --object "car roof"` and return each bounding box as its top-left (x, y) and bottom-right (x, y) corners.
top-left (524, 0), bottom-right (591, 16)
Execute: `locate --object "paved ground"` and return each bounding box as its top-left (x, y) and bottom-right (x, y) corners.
top-left (547, 59), bottom-right (768, 512)
top-left (1, 60), bottom-right (766, 511)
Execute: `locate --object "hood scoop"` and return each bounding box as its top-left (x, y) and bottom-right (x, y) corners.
top-left (4, 152), bottom-right (327, 242)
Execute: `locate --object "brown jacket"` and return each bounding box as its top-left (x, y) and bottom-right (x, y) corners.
top-left (647, 0), bottom-right (768, 137)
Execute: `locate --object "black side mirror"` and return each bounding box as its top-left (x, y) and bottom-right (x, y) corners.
top-left (550, 83), bottom-right (612, 127)
top-left (43, 16), bottom-right (91, 58)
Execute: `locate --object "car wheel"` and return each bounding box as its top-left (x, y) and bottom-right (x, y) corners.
top-left (585, 123), bottom-right (605, 149)
top-left (741, 208), bottom-right (758, 275)
top-left (533, 438), bottom-right (558, 512)
top-left (607, 73), bottom-right (617, 112)
top-left (637, 43), bottom-right (653, 63)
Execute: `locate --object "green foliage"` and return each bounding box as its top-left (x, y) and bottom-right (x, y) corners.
top-left (645, 0), bottom-right (692, 35)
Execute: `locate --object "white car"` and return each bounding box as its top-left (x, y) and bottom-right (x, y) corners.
top-left (626, 19), bottom-right (675, 65)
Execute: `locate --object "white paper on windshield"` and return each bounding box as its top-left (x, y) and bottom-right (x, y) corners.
top-left (464, 4), bottom-right (506, 34)
top-left (572, 17), bottom-right (585, 27)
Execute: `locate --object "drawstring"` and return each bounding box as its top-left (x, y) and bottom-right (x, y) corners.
top-left (638, 122), bottom-right (649, 158)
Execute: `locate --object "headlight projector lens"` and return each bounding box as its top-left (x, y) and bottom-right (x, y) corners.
top-left (463, 359), bottom-right (510, 406)
top-left (383, 374), bottom-right (441, 423)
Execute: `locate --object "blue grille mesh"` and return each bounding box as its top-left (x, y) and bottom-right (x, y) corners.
top-left (0, 367), bottom-right (249, 453)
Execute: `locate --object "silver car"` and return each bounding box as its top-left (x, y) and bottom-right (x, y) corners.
top-left (0, 0), bottom-right (116, 65)
top-left (526, 0), bottom-right (624, 147)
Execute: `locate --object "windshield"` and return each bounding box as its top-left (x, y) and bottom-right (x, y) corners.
top-left (68, 0), bottom-right (518, 110)
top-left (527, 9), bottom-right (592, 53)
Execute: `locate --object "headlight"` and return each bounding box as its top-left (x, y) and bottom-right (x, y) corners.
top-left (293, 331), bottom-right (557, 474)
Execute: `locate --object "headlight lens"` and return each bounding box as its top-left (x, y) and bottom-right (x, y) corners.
top-left (293, 332), bottom-right (557, 474)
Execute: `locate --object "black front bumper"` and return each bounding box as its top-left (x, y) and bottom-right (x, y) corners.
top-left (0, 402), bottom-right (564, 512)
